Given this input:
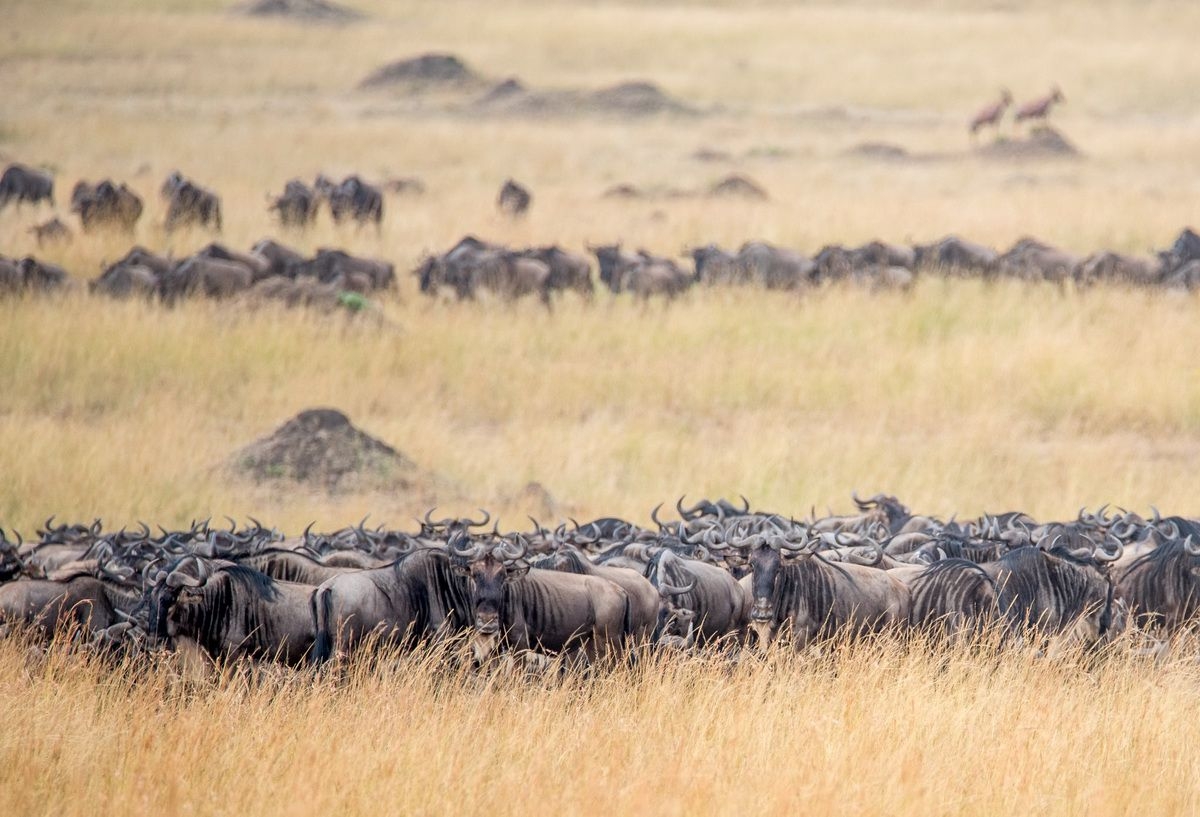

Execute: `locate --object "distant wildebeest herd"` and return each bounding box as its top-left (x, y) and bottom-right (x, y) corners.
top-left (3, 496), bottom-right (1200, 671)
top-left (5, 160), bottom-right (1200, 306)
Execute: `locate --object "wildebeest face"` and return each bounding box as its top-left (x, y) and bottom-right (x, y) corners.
top-left (749, 543), bottom-right (783, 622)
top-left (468, 556), bottom-right (507, 634)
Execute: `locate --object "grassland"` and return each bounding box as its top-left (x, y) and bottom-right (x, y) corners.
top-left (3, 0), bottom-right (1200, 814)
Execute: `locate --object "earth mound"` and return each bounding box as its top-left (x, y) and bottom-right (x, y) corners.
top-left (708, 174), bottom-right (768, 200)
top-left (587, 81), bottom-right (694, 115)
top-left (976, 126), bottom-right (1081, 160)
top-left (235, 0), bottom-right (363, 23)
top-left (233, 408), bottom-right (419, 492)
top-left (844, 142), bottom-right (912, 161)
top-left (359, 53), bottom-right (482, 91)
top-left (472, 79), bottom-right (697, 118)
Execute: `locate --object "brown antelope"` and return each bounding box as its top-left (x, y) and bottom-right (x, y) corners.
top-left (969, 88), bottom-right (1012, 140)
top-left (1015, 85), bottom-right (1065, 124)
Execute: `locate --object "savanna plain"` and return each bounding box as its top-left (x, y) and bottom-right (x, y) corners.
top-left (2, 0), bottom-right (1200, 814)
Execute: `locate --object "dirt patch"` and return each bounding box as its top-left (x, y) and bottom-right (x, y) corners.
top-left (708, 174), bottom-right (768, 200)
top-left (359, 53), bottom-right (483, 91)
top-left (844, 142), bottom-right (913, 161)
top-left (233, 408), bottom-right (423, 493)
top-left (234, 0), bottom-right (364, 23)
top-left (602, 183), bottom-right (644, 199)
top-left (472, 79), bottom-right (697, 118)
top-left (975, 126), bottom-right (1081, 160)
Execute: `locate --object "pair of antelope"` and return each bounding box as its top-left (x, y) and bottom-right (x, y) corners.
top-left (969, 86), bottom-right (1065, 140)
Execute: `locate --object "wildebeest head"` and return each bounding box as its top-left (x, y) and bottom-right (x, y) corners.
top-left (450, 532), bottom-right (528, 658)
top-left (147, 555), bottom-right (210, 644)
top-left (742, 533), bottom-right (811, 625)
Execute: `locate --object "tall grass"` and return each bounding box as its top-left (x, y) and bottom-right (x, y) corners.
top-left (2, 632), bottom-right (1198, 817)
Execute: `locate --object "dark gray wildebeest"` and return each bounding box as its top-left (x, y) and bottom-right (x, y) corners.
top-left (161, 171), bottom-right (223, 233)
top-left (0, 565), bottom-right (140, 641)
top-left (913, 235), bottom-right (998, 277)
top-left (523, 246), bottom-right (594, 299)
top-left (689, 244), bottom-right (743, 286)
top-left (234, 548), bottom-right (358, 586)
top-left (533, 546), bottom-right (659, 645)
top-left (0, 163), bottom-right (54, 209)
top-left (159, 254), bottom-right (253, 303)
top-left (315, 174), bottom-right (383, 229)
top-left (812, 242), bottom-right (914, 290)
top-left (1117, 523), bottom-right (1200, 636)
top-left (251, 238), bottom-right (308, 279)
top-left (71, 180), bottom-right (144, 233)
top-left (735, 241), bottom-right (816, 290)
top-left (589, 244), bottom-right (693, 300)
top-left (496, 178), bottom-right (532, 217)
top-left (1158, 228), bottom-right (1200, 280)
top-left (269, 179), bottom-right (319, 229)
top-left (28, 217), bottom-right (72, 248)
top-left (720, 532), bottom-right (908, 650)
top-left (310, 547), bottom-right (473, 661)
top-left (0, 256), bottom-right (70, 296)
top-left (413, 235), bottom-right (502, 298)
top-left (290, 248), bottom-right (395, 292)
top-left (1074, 251), bottom-right (1162, 288)
top-left (994, 237), bottom-right (1080, 284)
top-left (451, 535), bottom-right (630, 664)
top-left (90, 246), bottom-right (171, 299)
top-left (909, 543), bottom-right (1125, 650)
top-left (148, 556), bottom-right (318, 666)
top-left (644, 548), bottom-right (747, 647)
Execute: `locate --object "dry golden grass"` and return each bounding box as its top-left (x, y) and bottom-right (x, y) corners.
top-left (3, 634), bottom-right (1199, 817)
top-left (3, 1), bottom-right (1200, 814)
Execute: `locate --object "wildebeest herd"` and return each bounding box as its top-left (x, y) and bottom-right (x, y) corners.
top-left (5, 159), bottom-right (1200, 305)
top-left (3, 496), bottom-right (1199, 671)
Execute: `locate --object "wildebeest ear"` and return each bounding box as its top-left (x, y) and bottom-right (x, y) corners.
top-left (451, 564), bottom-right (470, 577)
top-left (506, 560), bottom-right (530, 576)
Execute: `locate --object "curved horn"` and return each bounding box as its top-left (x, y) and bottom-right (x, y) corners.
top-left (465, 509), bottom-right (491, 529)
top-left (658, 579), bottom-right (695, 596)
top-left (676, 496), bottom-right (705, 520)
top-left (650, 503), bottom-right (669, 531)
top-left (1185, 535), bottom-right (1200, 558)
top-left (1094, 536), bottom-right (1124, 563)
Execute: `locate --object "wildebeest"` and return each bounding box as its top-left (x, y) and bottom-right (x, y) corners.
top-left (71, 180), bottom-right (143, 232)
top-left (689, 244), bottom-right (743, 286)
top-left (0, 574), bottom-right (138, 640)
top-left (1117, 534), bottom-right (1200, 635)
top-left (159, 255), bottom-right (253, 302)
top-left (497, 179), bottom-right (532, 217)
top-left (269, 179), bottom-right (319, 229)
top-left (728, 533), bottom-right (909, 649)
top-left (149, 558), bottom-right (318, 666)
top-left (290, 248), bottom-right (395, 291)
top-left (524, 246), bottom-right (594, 299)
top-left (735, 241), bottom-right (816, 290)
top-left (161, 171), bottom-right (222, 233)
top-left (1074, 251), bottom-right (1162, 288)
top-left (311, 547), bottom-right (472, 661)
top-left (0, 163), bottom-right (54, 209)
top-left (534, 546), bottom-right (659, 644)
top-left (995, 237), bottom-right (1079, 284)
top-left (90, 246), bottom-right (171, 299)
top-left (590, 244), bottom-right (693, 299)
top-left (645, 548), bottom-right (747, 646)
top-left (315, 174), bottom-right (383, 229)
top-left (251, 238), bottom-right (308, 279)
top-left (452, 535), bottom-right (629, 663)
top-left (913, 235), bottom-right (998, 276)
top-left (28, 217), bottom-right (72, 247)
top-left (910, 544), bottom-right (1123, 649)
